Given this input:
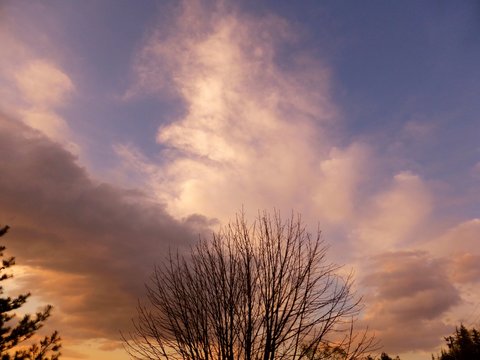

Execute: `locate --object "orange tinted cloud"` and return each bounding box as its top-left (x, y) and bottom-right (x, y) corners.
top-left (0, 117), bottom-right (207, 349)
top-left (361, 251), bottom-right (459, 352)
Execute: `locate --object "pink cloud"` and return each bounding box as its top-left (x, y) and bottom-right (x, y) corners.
top-left (354, 172), bottom-right (432, 252)
top-left (361, 251), bottom-right (459, 353)
top-left (124, 0), bottom-right (377, 231)
top-left (451, 253), bottom-right (480, 284)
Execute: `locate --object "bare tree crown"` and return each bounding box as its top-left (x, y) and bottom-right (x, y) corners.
top-left (124, 211), bottom-right (375, 360)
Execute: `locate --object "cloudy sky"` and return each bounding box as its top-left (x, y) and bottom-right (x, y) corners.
top-left (1, 1), bottom-right (479, 359)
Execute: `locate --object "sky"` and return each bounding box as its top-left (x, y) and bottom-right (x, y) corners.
top-left (0, 0), bottom-right (479, 359)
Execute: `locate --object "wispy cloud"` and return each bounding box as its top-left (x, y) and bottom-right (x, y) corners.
top-left (13, 59), bottom-right (75, 145)
top-left (14, 59), bottom-right (74, 108)
top-left (0, 13), bottom-right (77, 153)
top-left (125, 1), bottom-right (371, 228)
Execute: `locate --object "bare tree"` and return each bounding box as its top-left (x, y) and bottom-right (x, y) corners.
top-left (124, 211), bottom-right (376, 360)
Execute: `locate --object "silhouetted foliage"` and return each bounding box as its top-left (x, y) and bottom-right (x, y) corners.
top-left (365, 352), bottom-right (400, 360)
top-left (433, 324), bottom-right (480, 360)
top-left (0, 225), bottom-right (61, 360)
top-left (124, 211), bottom-right (377, 360)
top-left (379, 353), bottom-right (400, 360)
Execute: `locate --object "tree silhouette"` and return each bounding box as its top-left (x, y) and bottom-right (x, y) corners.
top-left (0, 225), bottom-right (61, 360)
top-left (434, 324), bottom-right (480, 360)
top-left (378, 353), bottom-right (400, 360)
top-left (124, 211), bottom-right (376, 360)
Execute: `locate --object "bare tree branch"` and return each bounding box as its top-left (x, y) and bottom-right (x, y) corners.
top-left (124, 211), bottom-right (376, 360)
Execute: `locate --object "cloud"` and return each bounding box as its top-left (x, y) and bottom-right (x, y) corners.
top-left (0, 11), bottom-right (77, 153)
top-left (431, 219), bottom-right (480, 255)
top-left (14, 59), bottom-right (74, 108)
top-left (0, 116), bottom-right (207, 345)
top-left (124, 0), bottom-right (376, 230)
top-left (472, 162), bottom-right (480, 178)
top-left (451, 253), bottom-right (480, 284)
top-left (361, 251), bottom-right (460, 352)
top-left (430, 219), bottom-right (480, 284)
top-left (12, 60), bottom-right (76, 151)
top-left (313, 143), bottom-right (371, 224)
top-left (354, 172), bottom-right (432, 252)
top-left (19, 110), bottom-right (71, 144)
top-left (402, 119), bottom-right (435, 138)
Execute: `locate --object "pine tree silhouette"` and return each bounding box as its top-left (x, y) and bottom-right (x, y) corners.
top-left (0, 225), bottom-right (61, 360)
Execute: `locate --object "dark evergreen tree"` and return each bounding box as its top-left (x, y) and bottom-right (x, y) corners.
top-left (0, 225), bottom-right (61, 360)
top-left (434, 324), bottom-right (480, 360)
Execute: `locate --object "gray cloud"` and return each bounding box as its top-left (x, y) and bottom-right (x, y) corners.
top-left (0, 116), bottom-right (208, 343)
top-left (361, 251), bottom-right (460, 352)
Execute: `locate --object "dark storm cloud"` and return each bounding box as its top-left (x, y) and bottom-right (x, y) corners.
top-left (0, 116), bottom-right (209, 342)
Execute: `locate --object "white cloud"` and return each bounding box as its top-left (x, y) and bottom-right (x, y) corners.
top-left (12, 59), bottom-right (76, 149)
top-left (18, 109), bottom-right (79, 153)
top-left (0, 21), bottom-right (77, 152)
top-left (313, 143), bottom-right (371, 224)
top-left (430, 218), bottom-right (480, 256)
top-left (125, 1), bottom-right (377, 229)
top-left (354, 172), bottom-right (432, 252)
top-left (14, 59), bottom-right (74, 108)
